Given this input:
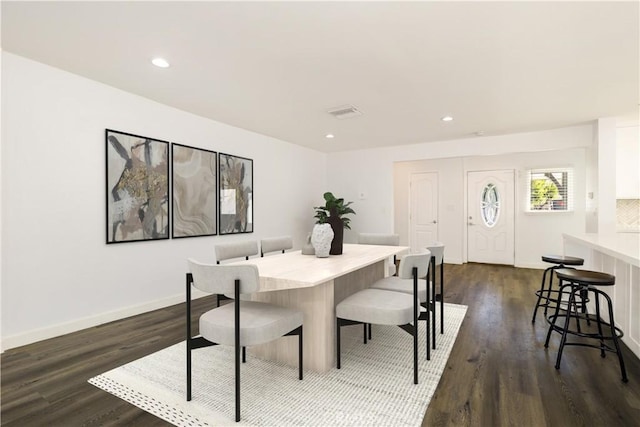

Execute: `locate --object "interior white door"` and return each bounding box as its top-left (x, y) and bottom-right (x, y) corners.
top-left (409, 172), bottom-right (438, 253)
top-left (467, 170), bottom-right (515, 265)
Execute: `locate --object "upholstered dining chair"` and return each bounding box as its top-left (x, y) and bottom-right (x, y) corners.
top-left (186, 259), bottom-right (303, 422)
top-left (357, 233), bottom-right (401, 276)
top-left (426, 242), bottom-right (445, 346)
top-left (336, 252), bottom-right (430, 384)
top-left (214, 241), bottom-right (260, 307)
top-left (260, 236), bottom-right (293, 257)
top-left (369, 249), bottom-right (434, 359)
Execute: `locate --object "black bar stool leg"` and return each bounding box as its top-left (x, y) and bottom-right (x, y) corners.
top-left (602, 292), bottom-right (628, 382)
top-left (532, 267), bottom-right (550, 323)
top-left (555, 287), bottom-right (577, 370)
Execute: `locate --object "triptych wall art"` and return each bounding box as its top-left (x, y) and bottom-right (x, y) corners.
top-left (105, 129), bottom-right (253, 244)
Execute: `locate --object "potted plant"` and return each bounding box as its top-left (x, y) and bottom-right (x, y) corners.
top-left (313, 192), bottom-right (356, 255)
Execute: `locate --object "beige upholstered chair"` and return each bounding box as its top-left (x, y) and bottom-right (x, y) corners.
top-left (260, 236), bottom-right (293, 257)
top-left (214, 241), bottom-right (259, 307)
top-left (369, 249), bottom-right (434, 359)
top-left (357, 233), bottom-right (401, 276)
top-left (186, 259), bottom-right (303, 422)
top-left (215, 241), bottom-right (259, 264)
top-left (336, 252), bottom-right (430, 384)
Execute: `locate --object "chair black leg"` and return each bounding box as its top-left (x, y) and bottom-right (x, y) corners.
top-left (186, 341), bottom-right (192, 401)
top-left (235, 342), bottom-right (240, 422)
top-left (234, 280), bottom-right (241, 422)
top-left (299, 326), bottom-right (304, 380)
top-left (363, 323), bottom-right (368, 344)
top-left (440, 261), bottom-right (444, 334)
top-left (242, 346), bottom-right (246, 363)
top-left (431, 257), bottom-right (436, 350)
top-left (426, 273), bottom-right (431, 361)
top-left (336, 320), bottom-right (341, 369)
top-left (413, 267), bottom-right (419, 384)
top-left (186, 273), bottom-right (193, 401)
top-left (368, 323), bottom-right (372, 340)
top-left (414, 314), bottom-right (418, 384)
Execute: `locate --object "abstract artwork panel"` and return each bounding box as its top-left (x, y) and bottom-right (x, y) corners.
top-left (171, 143), bottom-right (217, 238)
top-left (218, 153), bottom-right (253, 234)
top-left (106, 129), bottom-right (169, 244)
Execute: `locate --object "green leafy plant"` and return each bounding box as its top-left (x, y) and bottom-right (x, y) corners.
top-left (314, 192), bottom-right (356, 229)
top-left (531, 179), bottom-right (560, 210)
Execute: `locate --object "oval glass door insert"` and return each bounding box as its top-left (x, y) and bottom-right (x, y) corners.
top-left (481, 183), bottom-right (500, 227)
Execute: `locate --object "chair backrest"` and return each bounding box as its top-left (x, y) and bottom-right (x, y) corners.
top-left (188, 259), bottom-right (260, 294)
top-left (397, 251), bottom-right (431, 280)
top-left (358, 233), bottom-right (400, 246)
top-left (260, 236), bottom-right (293, 256)
top-left (426, 242), bottom-right (445, 265)
top-left (215, 241), bottom-right (259, 263)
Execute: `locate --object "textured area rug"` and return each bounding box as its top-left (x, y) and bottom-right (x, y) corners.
top-left (89, 303), bottom-right (467, 426)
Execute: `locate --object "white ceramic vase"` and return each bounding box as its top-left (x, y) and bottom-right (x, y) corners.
top-left (311, 223), bottom-right (334, 258)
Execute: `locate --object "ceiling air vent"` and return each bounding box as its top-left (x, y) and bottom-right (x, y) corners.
top-left (327, 104), bottom-right (362, 120)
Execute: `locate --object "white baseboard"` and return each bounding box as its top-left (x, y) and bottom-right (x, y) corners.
top-left (514, 262), bottom-right (546, 270)
top-left (1, 290), bottom-right (210, 353)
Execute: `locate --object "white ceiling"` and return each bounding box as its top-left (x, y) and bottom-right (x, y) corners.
top-left (2, 1), bottom-right (638, 153)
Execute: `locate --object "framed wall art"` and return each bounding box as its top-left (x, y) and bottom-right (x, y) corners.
top-left (105, 129), bottom-right (169, 244)
top-left (218, 153), bottom-right (253, 234)
top-left (171, 143), bottom-right (217, 238)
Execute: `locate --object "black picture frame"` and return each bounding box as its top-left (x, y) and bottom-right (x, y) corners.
top-left (218, 152), bottom-right (254, 234)
top-left (105, 129), bottom-right (170, 244)
top-left (171, 143), bottom-right (218, 238)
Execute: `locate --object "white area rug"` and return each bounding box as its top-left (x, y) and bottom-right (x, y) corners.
top-left (89, 303), bottom-right (467, 426)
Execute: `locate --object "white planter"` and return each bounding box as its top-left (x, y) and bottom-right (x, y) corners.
top-left (311, 224), bottom-right (334, 258)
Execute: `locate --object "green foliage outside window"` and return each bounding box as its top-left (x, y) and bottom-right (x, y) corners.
top-left (531, 179), bottom-right (560, 210)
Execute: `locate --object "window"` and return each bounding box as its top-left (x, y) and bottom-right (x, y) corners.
top-left (527, 168), bottom-right (573, 212)
top-left (481, 183), bottom-right (500, 227)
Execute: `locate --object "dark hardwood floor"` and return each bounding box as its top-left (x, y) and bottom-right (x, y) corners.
top-left (2, 263), bottom-right (639, 426)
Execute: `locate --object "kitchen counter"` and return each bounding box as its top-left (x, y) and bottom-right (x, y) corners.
top-left (563, 233), bottom-right (639, 267)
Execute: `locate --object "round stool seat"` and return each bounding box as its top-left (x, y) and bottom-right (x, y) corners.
top-left (541, 255), bottom-right (584, 266)
top-left (555, 268), bottom-right (615, 286)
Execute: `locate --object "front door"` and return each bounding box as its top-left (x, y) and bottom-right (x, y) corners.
top-left (409, 172), bottom-right (438, 253)
top-left (467, 170), bottom-right (514, 265)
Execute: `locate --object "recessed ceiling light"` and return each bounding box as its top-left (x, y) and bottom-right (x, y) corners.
top-left (151, 57), bottom-right (170, 68)
top-left (441, 116), bottom-right (454, 122)
top-left (325, 134), bottom-right (335, 139)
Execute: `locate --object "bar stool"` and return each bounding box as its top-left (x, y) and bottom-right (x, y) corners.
top-left (544, 268), bottom-right (628, 383)
top-left (531, 255), bottom-right (584, 324)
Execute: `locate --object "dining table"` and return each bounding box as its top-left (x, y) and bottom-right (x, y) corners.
top-left (230, 243), bottom-right (409, 373)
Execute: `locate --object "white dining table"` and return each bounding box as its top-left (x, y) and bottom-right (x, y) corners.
top-left (231, 243), bottom-right (409, 373)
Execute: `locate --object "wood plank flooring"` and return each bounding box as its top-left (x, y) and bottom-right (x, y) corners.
top-left (2, 263), bottom-right (639, 426)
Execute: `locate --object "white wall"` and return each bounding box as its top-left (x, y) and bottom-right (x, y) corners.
top-left (327, 125), bottom-right (593, 268)
top-left (616, 125), bottom-right (640, 198)
top-left (1, 53), bottom-right (326, 350)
